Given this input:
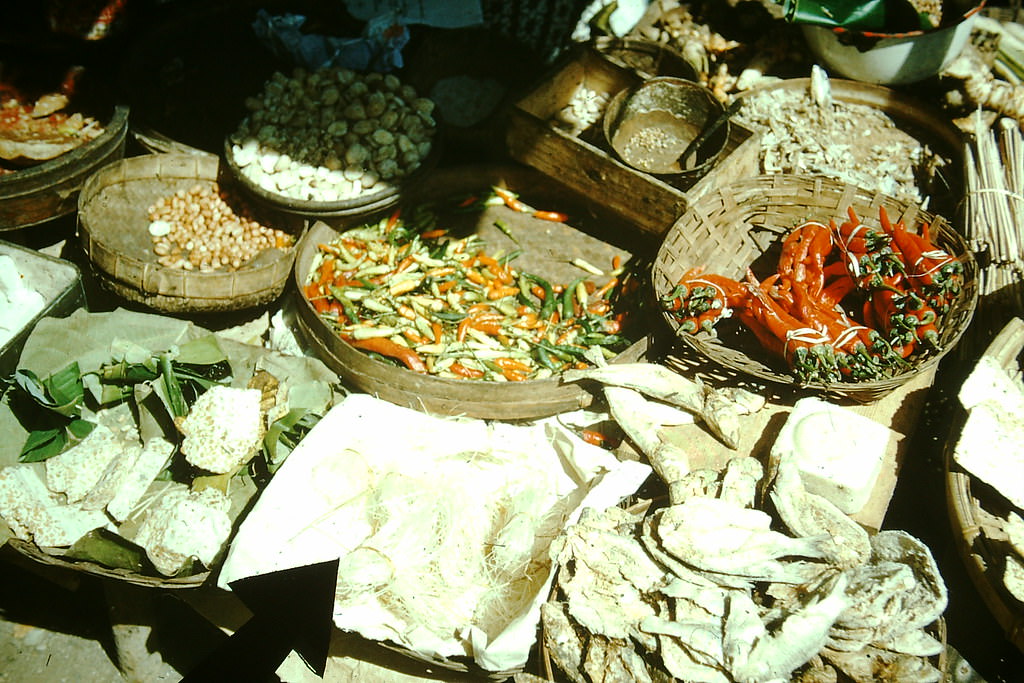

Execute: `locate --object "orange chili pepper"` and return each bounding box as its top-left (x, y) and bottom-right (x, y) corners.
top-left (437, 279), bottom-right (458, 293)
top-left (465, 268), bottom-right (486, 285)
top-left (345, 336), bottom-right (427, 373)
top-left (431, 322), bottom-right (443, 344)
top-left (426, 266), bottom-right (456, 278)
top-left (420, 228), bottom-right (448, 239)
top-left (488, 284), bottom-right (520, 300)
top-left (530, 284), bottom-right (547, 300)
top-left (494, 357), bottom-right (532, 373)
top-left (394, 255), bottom-right (416, 273)
top-left (532, 210), bottom-right (568, 222)
top-left (384, 208), bottom-right (401, 233)
top-left (450, 361), bottom-right (485, 378)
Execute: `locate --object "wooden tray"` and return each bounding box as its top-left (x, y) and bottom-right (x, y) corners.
top-left (506, 44), bottom-right (760, 240)
top-left (945, 316), bottom-right (1024, 652)
top-left (293, 163), bottom-right (648, 420)
top-left (77, 153), bottom-right (305, 313)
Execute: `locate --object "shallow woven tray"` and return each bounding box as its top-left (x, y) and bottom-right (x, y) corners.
top-left (651, 174), bottom-right (978, 402)
top-left (293, 163), bottom-right (647, 420)
top-left (78, 152), bottom-right (305, 313)
top-left (945, 316), bottom-right (1024, 653)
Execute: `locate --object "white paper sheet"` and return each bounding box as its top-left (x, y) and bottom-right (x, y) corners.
top-left (219, 393), bottom-right (651, 672)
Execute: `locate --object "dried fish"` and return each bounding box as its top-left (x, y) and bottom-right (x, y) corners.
top-left (724, 572), bottom-right (852, 683)
top-left (541, 601), bottom-right (587, 683)
top-left (719, 457), bottom-right (763, 509)
top-left (667, 468), bottom-right (721, 505)
top-left (770, 458), bottom-right (872, 569)
top-left (652, 497), bottom-right (830, 582)
top-left (869, 531), bottom-right (948, 635)
top-left (563, 362), bottom-right (753, 449)
top-left (582, 634), bottom-right (654, 683)
top-left (823, 644), bottom-right (942, 683)
top-left (828, 561), bottom-right (916, 650)
top-left (640, 615), bottom-right (729, 681)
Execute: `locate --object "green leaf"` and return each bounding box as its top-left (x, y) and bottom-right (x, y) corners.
top-left (160, 353), bottom-right (188, 418)
top-left (19, 428), bottom-right (67, 462)
top-left (14, 369), bottom-right (50, 405)
top-left (67, 418), bottom-right (96, 439)
top-left (46, 362), bottom-right (83, 408)
top-left (176, 335), bottom-right (228, 366)
top-left (64, 529), bottom-right (148, 572)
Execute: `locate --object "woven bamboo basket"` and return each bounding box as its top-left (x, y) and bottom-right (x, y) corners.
top-left (651, 174), bottom-right (978, 402)
top-left (293, 163), bottom-right (648, 420)
top-left (78, 152), bottom-right (305, 313)
top-left (945, 316), bottom-right (1024, 653)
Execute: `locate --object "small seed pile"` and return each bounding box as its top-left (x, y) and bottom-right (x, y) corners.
top-left (147, 184), bottom-right (293, 272)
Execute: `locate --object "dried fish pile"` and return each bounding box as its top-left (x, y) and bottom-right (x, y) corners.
top-left (735, 71), bottom-right (946, 206)
top-left (543, 458), bottom-right (948, 682)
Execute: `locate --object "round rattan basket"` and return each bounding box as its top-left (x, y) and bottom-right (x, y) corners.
top-left (945, 316), bottom-right (1024, 653)
top-left (78, 152), bottom-right (305, 313)
top-left (651, 174), bottom-right (978, 402)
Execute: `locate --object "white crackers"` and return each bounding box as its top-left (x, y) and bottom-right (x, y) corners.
top-left (954, 354), bottom-right (1024, 510)
top-left (0, 465), bottom-right (110, 547)
top-left (179, 385), bottom-right (264, 474)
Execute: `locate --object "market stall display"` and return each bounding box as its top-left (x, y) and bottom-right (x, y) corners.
top-left (223, 65), bottom-right (440, 219)
top-left (77, 153), bottom-right (304, 313)
top-left (293, 163), bottom-right (647, 420)
top-left (651, 174), bottom-right (977, 401)
top-left (0, 308), bottom-right (340, 588)
top-left (507, 43), bottom-right (761, 240)
top-left (945, 316), bottom-right (1024, 653)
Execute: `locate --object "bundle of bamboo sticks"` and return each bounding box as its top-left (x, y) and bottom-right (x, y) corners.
top-left (961, 111), bottom-right (1024, 356)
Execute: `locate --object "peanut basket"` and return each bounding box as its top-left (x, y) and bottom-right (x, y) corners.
top-left (651, 174), bottom-right (978, 402)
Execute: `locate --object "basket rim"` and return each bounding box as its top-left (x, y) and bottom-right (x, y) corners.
top-left (652, 174), bottom-right (979, 401)
top-left (77, 152), bottom-right (302, 304)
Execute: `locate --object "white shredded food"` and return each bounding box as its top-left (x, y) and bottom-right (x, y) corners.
top-left (736, 87), bottom-right (947, 205)
top-left (334, 452), bottom-right (573, 643)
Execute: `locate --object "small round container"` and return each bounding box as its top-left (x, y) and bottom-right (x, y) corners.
top-left (801, 2), bottom-right (985, 85)
top-left (603, 77), bottom-right (728, 178)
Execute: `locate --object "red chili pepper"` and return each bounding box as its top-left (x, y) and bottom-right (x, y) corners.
top-left (493, 186), bottom-right (530, 213)
top-left (345, 336), bottom-right (428, 373)
top-left (450, 361), bottom-right (485, 378)
top-left (384, 208), bottom-right (402, 233)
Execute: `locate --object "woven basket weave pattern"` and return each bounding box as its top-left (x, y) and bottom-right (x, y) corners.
top-left (653, 175), bottom-right (978, 401)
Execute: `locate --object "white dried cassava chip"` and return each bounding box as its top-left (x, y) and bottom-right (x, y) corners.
top-left (0, 464), bottom-right (109, 546)
top-left (106, 437), bottom-right (175, 522)
top-left (46, 409), bottom-right (140, 504)
top-left (133, 485), bottom-right (232, 576)
top-left (179, 385), bottom-right (264, 474)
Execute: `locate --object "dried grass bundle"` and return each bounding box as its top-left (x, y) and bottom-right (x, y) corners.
top-left (960, 112), bottom-right (1024, 357)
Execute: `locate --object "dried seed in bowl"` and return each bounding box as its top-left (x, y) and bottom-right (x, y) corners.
top-left (146, 183), bottom-right (293, 272)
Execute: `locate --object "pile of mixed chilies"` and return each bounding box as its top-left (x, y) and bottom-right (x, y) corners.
top-left (303, 188), bottom-right (636, 381)
top-left (661, 206), bottom-right (964, 384)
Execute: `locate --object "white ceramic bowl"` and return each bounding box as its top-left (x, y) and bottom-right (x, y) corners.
top-left (802, 2), bottom-right (985, 85)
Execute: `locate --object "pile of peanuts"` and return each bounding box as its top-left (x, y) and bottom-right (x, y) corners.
top-left (147, 184), bottom-right (294, 272)
top-left (228, 66), bottom-right (436, 203)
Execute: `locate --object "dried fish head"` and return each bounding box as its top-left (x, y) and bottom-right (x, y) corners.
top-left (769, 458), bottom-right (872, 569)
top-left (719, 456), bottom-right (764, 508)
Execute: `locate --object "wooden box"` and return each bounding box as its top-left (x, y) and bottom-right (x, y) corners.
top-left (506, 45), bottom-right (760, 241)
